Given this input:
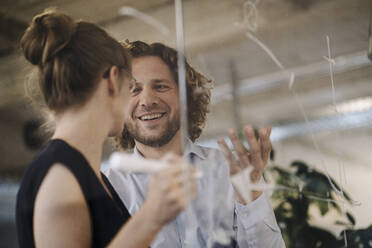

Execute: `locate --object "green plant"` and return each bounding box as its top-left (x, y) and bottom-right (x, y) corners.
top-left (268, 160), bottom-right (372, 248)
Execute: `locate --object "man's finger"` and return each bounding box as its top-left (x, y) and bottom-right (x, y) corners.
top-left (217, 138), bottom-right (240, 175)
top-left (259, 126), bottom-right (272, 164)
top-left (227, 128), bottom-right (250, 169)
top-left (243, 125), bottom-right (263, 171)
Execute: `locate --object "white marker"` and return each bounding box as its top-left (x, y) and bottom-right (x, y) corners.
top-left (108, 152), bottom-right (203, 178)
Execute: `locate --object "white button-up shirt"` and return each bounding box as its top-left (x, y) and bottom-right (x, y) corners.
top-left (104, 139), bottom-right (286, 248)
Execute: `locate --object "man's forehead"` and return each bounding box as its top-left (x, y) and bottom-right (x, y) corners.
top-left (132, 56), bottom-right (176, 85)
top-left (132, 56), bottom-right (168, 70)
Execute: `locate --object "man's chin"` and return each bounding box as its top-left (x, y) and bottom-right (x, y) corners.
top-left (127, 119), bottom-right (180, 148)
top-left (137, 137), bottom-right (172, 148)
top-left (132, 129), bottom-right (176, 147)
top-left (138, 129), bottom-right (166, 139)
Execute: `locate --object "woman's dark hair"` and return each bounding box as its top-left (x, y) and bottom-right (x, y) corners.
top-left (21, 9), bottom-right (131, 112)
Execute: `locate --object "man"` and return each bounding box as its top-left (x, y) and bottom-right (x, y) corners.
top-left (105, 41), bottom-right (285, 247)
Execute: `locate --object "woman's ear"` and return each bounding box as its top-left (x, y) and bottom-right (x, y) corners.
top-left (106, 66), bottom-right (121, 97)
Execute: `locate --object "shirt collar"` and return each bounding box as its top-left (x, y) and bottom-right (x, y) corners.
top-left (183, 137), bottom-right (207, 160)
top-left (133, 137), bottom-right (207, 160)
top-left (133, 146), bottom-right (143, 157)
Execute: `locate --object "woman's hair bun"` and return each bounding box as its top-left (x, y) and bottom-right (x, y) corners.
top-left (20, 9), bottom-right (76, 66)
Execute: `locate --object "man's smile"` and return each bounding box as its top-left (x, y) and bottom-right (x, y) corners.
top-left (137, 112), bottom-right (166, 122)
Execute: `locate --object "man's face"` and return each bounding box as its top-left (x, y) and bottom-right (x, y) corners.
top-left (124, 56), bottom-right (180, 147)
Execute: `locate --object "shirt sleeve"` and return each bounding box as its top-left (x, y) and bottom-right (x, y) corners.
top-left (234, 191), bottom-right (286, 248)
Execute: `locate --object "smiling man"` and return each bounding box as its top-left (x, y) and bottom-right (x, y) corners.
top-left (123, 55), bottom-right (182, 156)
top-left (104, 41), bottom-right (286, 248)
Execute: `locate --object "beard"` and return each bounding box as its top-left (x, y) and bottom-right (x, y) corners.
top-left (125, 114), bottom-right (180, 148)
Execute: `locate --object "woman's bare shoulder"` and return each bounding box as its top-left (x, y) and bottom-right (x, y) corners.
top-left (33, 162), bottom-right (91, 247)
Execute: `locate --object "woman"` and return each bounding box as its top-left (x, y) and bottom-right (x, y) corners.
top-left (16, 9), bottom-right (195, 248)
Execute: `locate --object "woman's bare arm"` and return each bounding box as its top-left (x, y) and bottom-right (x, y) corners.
top-left (33, 155), bottom-right (195, 248)
top-left (33, 163), bottom-right (91, 248)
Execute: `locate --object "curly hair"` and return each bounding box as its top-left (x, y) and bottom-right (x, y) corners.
top-left (116, 40), bottom-right (213, 150)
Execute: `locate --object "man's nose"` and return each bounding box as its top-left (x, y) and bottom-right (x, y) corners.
top-left (139, 88), bottom-right (158, 108)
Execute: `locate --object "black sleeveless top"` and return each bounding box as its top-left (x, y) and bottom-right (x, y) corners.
top-left (16, 139), bottom-right (131, 248)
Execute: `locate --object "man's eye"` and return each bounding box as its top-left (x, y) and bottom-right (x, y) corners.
top-left (131, 87), bottom-right (141, 94)
top-left (155, 85), bottom-right (169, 90)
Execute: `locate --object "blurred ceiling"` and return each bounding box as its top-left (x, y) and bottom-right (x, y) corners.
top-left (0, 0), bottom-right (371, 175)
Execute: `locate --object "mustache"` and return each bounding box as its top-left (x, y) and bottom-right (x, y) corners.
top-left (133, 105), bottom-right (168, 117)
